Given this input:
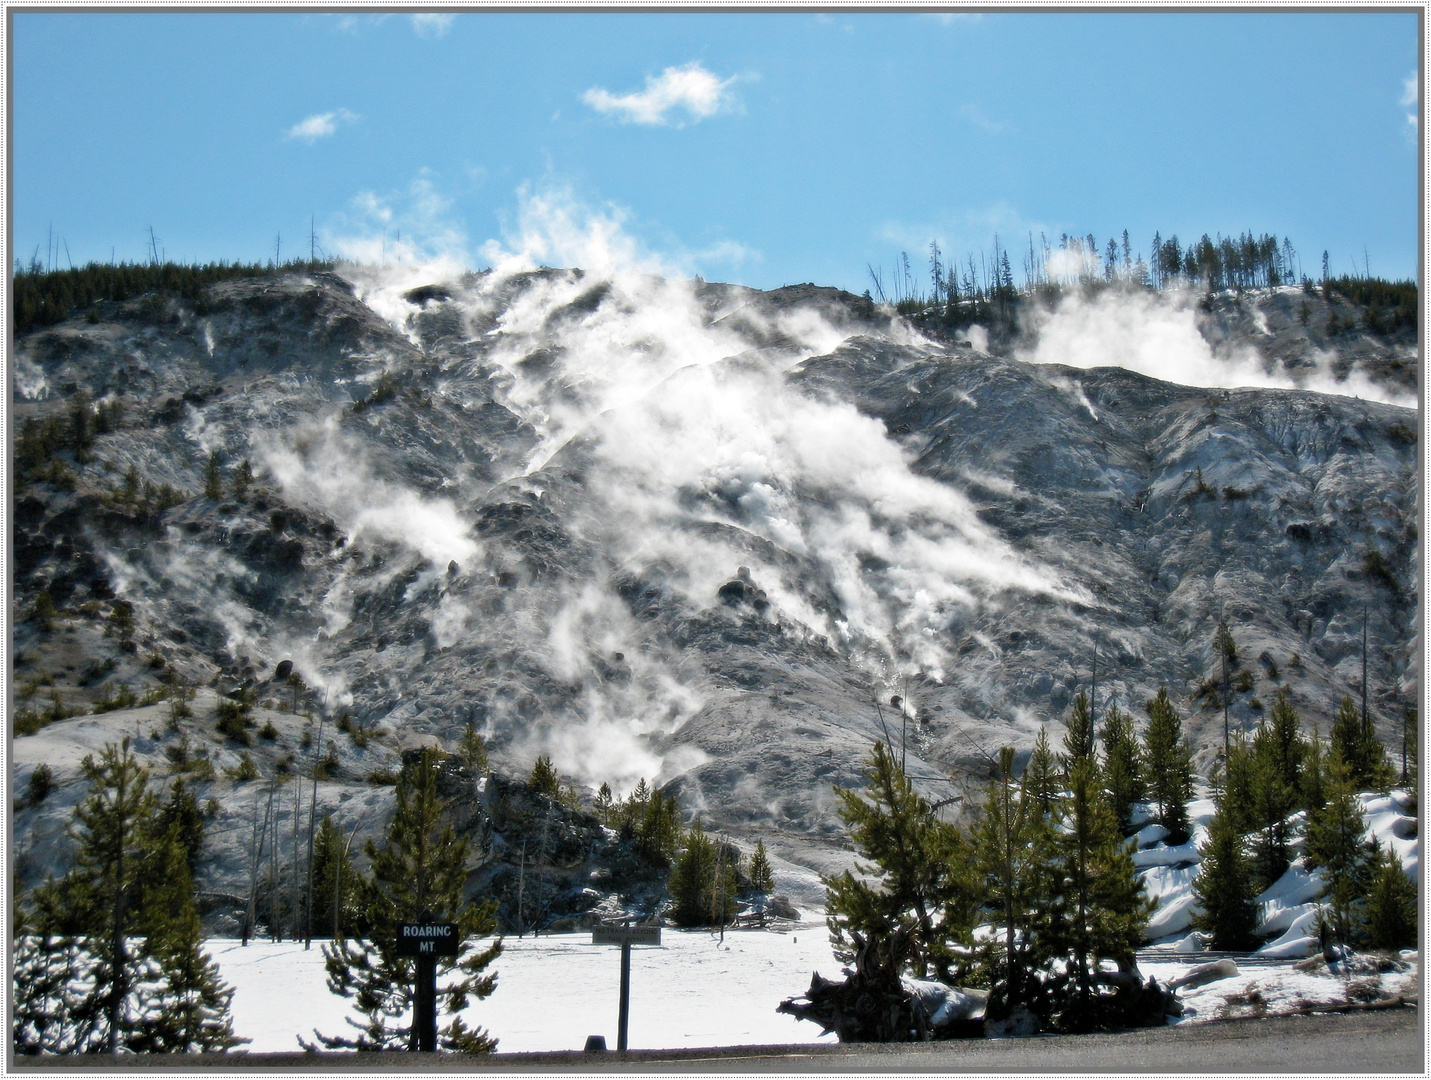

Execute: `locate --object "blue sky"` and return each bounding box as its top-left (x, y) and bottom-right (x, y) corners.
top-left (12, 10), bottom-right (1421, 293)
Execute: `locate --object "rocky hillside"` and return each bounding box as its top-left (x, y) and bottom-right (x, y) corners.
top-left (9, 264), bottom-right (1419, 911)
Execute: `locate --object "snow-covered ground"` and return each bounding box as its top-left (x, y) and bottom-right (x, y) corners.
top-left (212, 926), bottom-right (843, 1053)
top-left (206, 788), bottom-right (1420, 1052)
top-left (211, 927), bottom-right (1418, 1053)
top-left (1131, 789), bottom-right (1418, 957)
top-left (1140, 949), bottom-right (1418, 1025)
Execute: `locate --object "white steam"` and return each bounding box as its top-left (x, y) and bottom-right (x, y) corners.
top-left (1021, 287), bottom-right (1414, 407)
top-left (256, 417), bottom-right (478, 569)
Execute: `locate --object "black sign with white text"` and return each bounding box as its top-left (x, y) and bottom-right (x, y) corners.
top-left (395, 922), bottom-right (460, 957)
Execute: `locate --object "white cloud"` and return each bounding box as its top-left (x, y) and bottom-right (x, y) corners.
top-left (286, 108), bottom-right (357, 143)
top-left (411, 13), bottom-right (454, 38)
top-left (959, 103), bottom-right (1007, 135)
top-left (582, 62), bottom-right (738, 126)
top-left (329, 171), bottom-right (471, 274)
top-left (1401, 72), bottom-right (1418, 131)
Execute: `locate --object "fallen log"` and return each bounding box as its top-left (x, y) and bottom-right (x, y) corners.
top-left (777, 928), bottom-right (985, 1042)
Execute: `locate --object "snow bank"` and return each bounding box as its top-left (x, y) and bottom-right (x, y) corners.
top-left (1132, 789), bottom-right (1418, 952)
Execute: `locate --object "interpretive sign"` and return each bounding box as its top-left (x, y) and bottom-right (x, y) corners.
top-left (396, 922), bottom-right (460, 957)
top-left (591, 925), bottom-right (662, 947)
top-left (590, 924), bottom-right (662, 1051)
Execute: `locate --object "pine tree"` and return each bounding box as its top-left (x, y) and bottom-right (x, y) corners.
top-left (22, 740), bottom-right (239, 1053)
top-left (973, 746), bottom-right (1056, 1020)
top-left (1024, 727), bottom-right (1061, 818)
top-left (139, 827), bottom-right (240, 1052)
top-left (1263, 687), bottom-right (1305, 795)
top-left (13, 886), bottom-right (100, 1054)
top-left (667, 820), bottom-right (736, 927)
top-left (822, 741), bottom-right (974, 983)
top-left (61, 740), bottom-right (167, 1053)
top-left (527, 755), bottom-right (560, 798)
top-left (310, 814), bottom-right (358, 940)
top-left (1303, 757), bottom-right (1373, 952)
top-left (231, 458), bottom-right (254, 499)
top-left (202, 450), bottom-right (223, 500)
top-left (1045, 755), bottom-right (1152, 1031)
top-left (156, 778), bottom-right (206, 877)
top-left (1247, 723), bottom-right (1296, 892)
top-left (617, 779), bottom-right (652, 838)
top-left (1361, 842), bottom-right (1416, 950)
top-left (1301, 727), bottom-right (1328, 815)
top-left (457, 723), bottom-right (488, 774)
top-left (309, 749), bottom-right (502, 1052)
top-left (1063, 691), bottom-right (1095, 769)
top-left (636, 788), bottom-right (683, 867)
top-left (593, 783), bottom-right (614, 826)
top-left (1142, 689), bottom-right (1194, 844)
top-left (747, 839), bottom-right (775, 893)
top-left (1191, 798), bottom-right (1260, 950)
top-left (1330, 695), bottom-right (1392, 792)
top-left (1219, 734), bottom-right (1255, 835)
top-left (1100, 705), bottom-right (1144, 835)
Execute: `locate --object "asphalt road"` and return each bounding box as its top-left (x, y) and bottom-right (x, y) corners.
top-left (11, 1007), bottom-right (1421, 1074)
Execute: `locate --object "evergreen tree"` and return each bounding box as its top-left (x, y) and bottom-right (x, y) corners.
top-left (13, 887), bottom-right (100, 1054)
top-left (617, 779), bottom-right (652, 838)
top-left (1045, 755), bottom-right (1152, 1031)
top-left (457, 723), bottom-right (488, 774)
top-left (310, 749), bottom-right (502, 1052)
top-left (202, 450), bottom-right (223, 500)
top-left (1263, 687), bottom-right (1305, 795)
top-left (22, 740), bottom-right (238, 1053)
top-left (1219, 734), bottom-right (1255, 834)
top-left (310, 814), bottom-right (358, 940)
top-left (667, 820), bottom-right (737, 927)
top-left (747, 839), bottom-right (775, 893)
top-left (527, 754), bottom-right (560, 798)
top-left (1301, 727), bottom-right (1328, 815)
top-left (973, 747), bottom-right (1057, 1020)
top-left (138, 827), bottom-right (240, 1052)
top-left (636, 788), bottom-right (683, 867)
top-left (60, 740), bottom-right (167, 1053)
top-left (593, 783), bottom-right (614, 826)
top-left (231, 458), bottom-right (254, 499)
top-left (156, 778), bottom-right (206, 877)
top-left (1330, 695), bottom-right (1392, 792)
top-left (1303, 757), bottom-right (1373, 951)
top-left (1361, 842), bottom-right (1417, 950)
top-left (1062, 691), bottom-right (1095, 769)
top-left (1142, 689), bottom-right (1194, 844)
top-left (1191, 798), bottom-right (1261, 950)
top-left (1246, 723), bottom-right (1296, 892)
top-left (822, 741), bottom-right (974, 983)
top-left (1023, 727), bottom-right (1061, 818)
top-left (1100, 705), bottom-right (1144, 835)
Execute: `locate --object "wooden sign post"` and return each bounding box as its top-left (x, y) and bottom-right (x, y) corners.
top-left (397, 922), bottom-right (460, 1051)
top-left (590, 924), bottom-right (661, 1051)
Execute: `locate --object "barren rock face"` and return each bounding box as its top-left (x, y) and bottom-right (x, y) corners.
top-left (10, 266), bottom-right (1417, 907)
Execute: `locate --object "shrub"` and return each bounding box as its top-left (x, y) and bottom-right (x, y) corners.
top-left (26, 764), bottom-right (55, 806)
top-left (216, 698), bottom-right (253, 744)
top-left (225, 752), bottom-right (259, 782)
top-left (259, 720), bottom-right (279, 741)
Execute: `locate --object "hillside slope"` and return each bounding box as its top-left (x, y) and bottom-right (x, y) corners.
top-left (9, 265), bottom-right (1418, 901)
